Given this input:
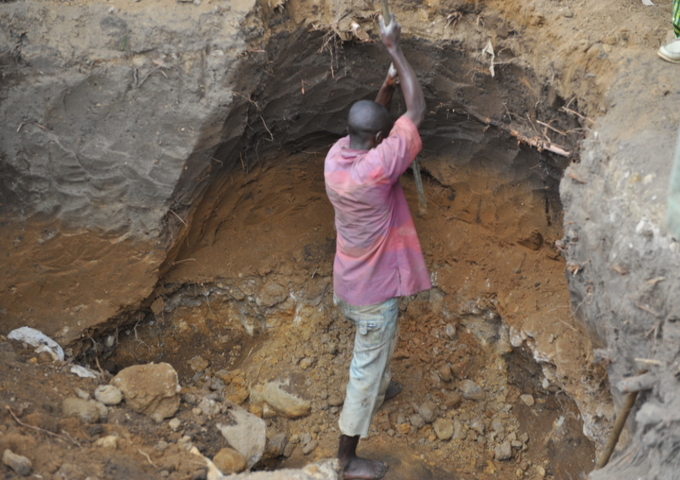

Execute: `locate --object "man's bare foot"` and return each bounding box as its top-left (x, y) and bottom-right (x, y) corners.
top-left (343, 456), bottom-right (388, 480)
top-left (385, 381), bottom-right (402, 400)
top-left (338, 435), bottom-right (388, 480)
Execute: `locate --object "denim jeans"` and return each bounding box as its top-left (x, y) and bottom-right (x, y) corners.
top-left (335, 295), bottom-right (399, 438)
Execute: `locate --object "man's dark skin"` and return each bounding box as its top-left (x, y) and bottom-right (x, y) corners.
top-left (337, 13), bottom-right (426, 480)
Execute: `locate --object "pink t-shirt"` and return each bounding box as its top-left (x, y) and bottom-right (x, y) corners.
top-left (324, 115), bottom-right (431, 306)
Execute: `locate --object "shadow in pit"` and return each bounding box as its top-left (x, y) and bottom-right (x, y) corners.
top-left (359, 445), bottom-right (457, 480)
top-left (505, 348), bottom-right (596, 479)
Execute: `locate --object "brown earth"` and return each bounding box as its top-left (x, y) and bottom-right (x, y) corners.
top-left (1, 0), bottom-right (678, 479)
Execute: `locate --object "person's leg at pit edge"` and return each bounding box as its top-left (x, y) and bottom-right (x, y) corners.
top-left (658, 0), bottom-right (680, 62)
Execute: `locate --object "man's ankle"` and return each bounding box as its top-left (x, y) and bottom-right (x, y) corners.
top-left (338, 434), bottom-right (360, 462)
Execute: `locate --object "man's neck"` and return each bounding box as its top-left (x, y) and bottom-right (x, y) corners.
top-left (349, 135), bottom-right (372, 151)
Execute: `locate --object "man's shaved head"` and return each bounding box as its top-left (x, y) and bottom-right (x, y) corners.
top-left (347, 100), bottom-right (393, 144)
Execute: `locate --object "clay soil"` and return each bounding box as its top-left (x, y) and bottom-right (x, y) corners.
top-left (1, 0), bottom-right (676, 479)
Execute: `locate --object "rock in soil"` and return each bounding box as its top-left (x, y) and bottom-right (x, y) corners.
top-left (111, 362), bottom-right (181, 422)
top-left (301, 440), bottom-right (318, 455)
top-left (433, 418), bottom-right (454, 440)
top-left (94, 384), bottom-right (123, 405)
top-left (250, 376), bottom-right (311, 419)
top-left (216, 404), bottom-right (266, 468)
top-left (169, 418), bottom-right (182, 431)
top-left (444, 392), bottom-right (462, 409)
top-left (188, 355), bottom-right (210, 372)
top-left (94, 435), bottom-right (119, 449)
top-left (2, 449), bottom-right (32, 476)
top-left (459, 379), bottom-right (486, 400)
top-left (62, 397), bottom-right (106, 423)
top-left (418, 400), bottom-right (438, 423)
top-left (409, 413), bottom-right (425, 429)
top-left (212, 447), bottom-right (248, 475)
top-left (495, 441), bottom-right (513, 461)
top-left (264, 432), bottom-right (287, 459)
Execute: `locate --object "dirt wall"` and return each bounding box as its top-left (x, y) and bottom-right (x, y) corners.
top-left (561, 54), bottom-right (680, 479)
top-left (0, 0), bottom-right (266, 344)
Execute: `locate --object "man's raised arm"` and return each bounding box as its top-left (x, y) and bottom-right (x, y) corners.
top-left (379, 14), bottom-right (426, 128)
top-left (375, 63), bottom-right (397, 109)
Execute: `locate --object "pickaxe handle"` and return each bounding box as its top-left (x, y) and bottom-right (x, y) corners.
top-left (382, 0), bottom-right (391, 25)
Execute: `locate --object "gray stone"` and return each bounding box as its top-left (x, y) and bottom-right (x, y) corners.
top-left (301, 440), bottom-right (318, 455)
top-left (470, 418), bottom-right (485, 435)
top-left (264, 433), bottom-right (287, 459)
top-left (250, 376), bottom-right (311, 419)
top-left (95, 385), bottom-right (123, 405)
top-left (491, 418), bottom-right (504, 435)
top-left (256, 281), bottom-right (288, 308)
top-left (55, 464), bottom-right (85, 479)
top-left (452, 419), bottom-right (466, 440)
top-left (216, 459), bottom-right (342, 479)
top-left (283, 442), bottom-right (296, 458)
top-left (198, 397), bottom-right (220, 416)
top-left (112, 362), bottom-right (181, 422)
top-left (494, 441), bottom-right (513, 461)
top-left (409, 413), bottom-right (425, 429)
top-left (217, 405), bottom-right (266, 468)
top-left (459, 380), bottom-right (486, 401)
top-left (210, 378), bottom-right (226, 391)
top-left (62, 397), bottom-right (103, 423)
top-left (433, 418), bottom-right (454, 440)
top-left (418, 400), bottom-right (438, 423)
top-left (2, 449), bottom-right (32, 476)
top-left (155, 441), bottom-right (169, 451)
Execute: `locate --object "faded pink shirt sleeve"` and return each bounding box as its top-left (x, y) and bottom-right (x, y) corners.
top-left (374, 116), bottom-right (423, 183)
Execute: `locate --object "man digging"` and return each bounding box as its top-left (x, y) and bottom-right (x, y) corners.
top-left (324, 13), bottom-right (430, 480)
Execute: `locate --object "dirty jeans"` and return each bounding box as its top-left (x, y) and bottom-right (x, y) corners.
top-left (335, 295), bottom-right (399, 438)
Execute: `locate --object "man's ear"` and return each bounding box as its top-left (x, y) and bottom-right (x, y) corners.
top-left (374, 131), bottom-right (384, 145)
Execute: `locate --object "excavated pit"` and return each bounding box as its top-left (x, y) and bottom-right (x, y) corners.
top-left (6, 0), bottom-right (680, 478)
top-left (92, 30), bottom-right (609, 479)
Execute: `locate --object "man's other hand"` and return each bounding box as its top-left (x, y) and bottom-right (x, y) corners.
top-left (379, 14), bottom-right (401, 50)
top-left (385, 63), bottom-right (399, 86)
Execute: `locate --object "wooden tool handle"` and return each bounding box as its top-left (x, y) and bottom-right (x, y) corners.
top-left (381, 0), bottom-right (391, 25)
